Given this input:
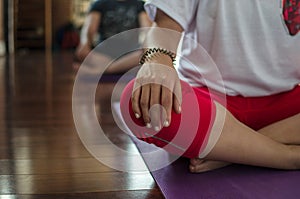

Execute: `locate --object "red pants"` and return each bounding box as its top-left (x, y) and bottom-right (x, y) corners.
top-left (120, 80), bottom-right (300, 158)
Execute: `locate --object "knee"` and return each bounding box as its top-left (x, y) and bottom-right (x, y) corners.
top-left (120, 79), bottom-right (189, 157)
top-left (119, 79), bottom-right (214, 159)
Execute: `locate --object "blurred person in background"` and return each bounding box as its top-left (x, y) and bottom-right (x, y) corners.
top-left (74, 0), bottom-right (151, 75)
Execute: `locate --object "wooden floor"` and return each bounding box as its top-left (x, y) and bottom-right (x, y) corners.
top-left (0, 51), bottom-right (164, 198)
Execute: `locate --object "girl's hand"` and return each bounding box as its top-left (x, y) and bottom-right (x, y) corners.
top-left (131, 53), bottom-right (182, 131)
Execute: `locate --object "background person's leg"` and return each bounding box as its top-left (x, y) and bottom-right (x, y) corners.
top-left (74, 50), bottom-right (142, 75)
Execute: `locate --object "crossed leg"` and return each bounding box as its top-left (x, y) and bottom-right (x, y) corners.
top-left (190, 103), bottom-right (300, 173)
top-left (120, 79), bottom-right (300, 172)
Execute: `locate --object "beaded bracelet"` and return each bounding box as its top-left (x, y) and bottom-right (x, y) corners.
top-left (139, 47), bottom-right (176, 65)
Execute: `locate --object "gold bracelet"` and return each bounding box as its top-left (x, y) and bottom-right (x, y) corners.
top-left (139, 48), bottom-right (176, 65)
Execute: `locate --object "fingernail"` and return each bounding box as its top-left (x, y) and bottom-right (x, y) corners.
top-left (164, 121), bottom-right (170, 127)
top-left (146, 123), bottom-right (152, 128)
top-left (178, 105), bottom-right (182, 113)
top-left (135, 113), bottom-right (140, 119)
top-left (154, 126), bottom-right (160, 132)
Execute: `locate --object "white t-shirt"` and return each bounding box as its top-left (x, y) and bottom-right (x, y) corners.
top-left (145, 0), bottom-right (300, 96)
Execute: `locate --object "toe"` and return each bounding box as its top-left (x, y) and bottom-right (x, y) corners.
top-left (189, 158), bottom-right (204, 166)
top-left (189, 165), bottom-right (196, 173)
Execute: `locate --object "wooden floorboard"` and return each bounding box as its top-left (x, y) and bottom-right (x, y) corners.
top-left (0, 189), bottom-right (165, 199)
top-left (0, 51), bottom-right (165, 198)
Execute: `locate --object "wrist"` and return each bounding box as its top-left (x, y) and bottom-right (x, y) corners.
top-left (139, 48), bottom-right (176, 66)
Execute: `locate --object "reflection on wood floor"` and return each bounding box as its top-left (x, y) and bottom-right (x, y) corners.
top-left (0, 51), bottom-right (164, 198)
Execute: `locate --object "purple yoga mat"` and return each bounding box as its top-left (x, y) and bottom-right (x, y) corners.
top-left (113, 103), bottom-right (300, 199)
top-left (134, 138), bottom-right (300, 199)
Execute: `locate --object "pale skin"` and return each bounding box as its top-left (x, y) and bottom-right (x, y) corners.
top-left (190, 106), bottom-right (300, 172)
top-left (74, 5), bottom-right (152, 74)
top-left (132, 9), bottom-right (300, 173)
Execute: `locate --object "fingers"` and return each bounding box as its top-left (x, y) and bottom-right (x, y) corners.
top-left (131, 81), bottom-right (142, 119)
top-left (131, 64), bottom-right (181, 131)
top-left (150, 83), bottom-right (163, 131)
top-left (161, 85), bottom-right (173, 128)
top-left (133, 81), bottom-right (163, 130)
top-left (140, 84), bottom-right (151, 128)
top-left (132, 82), bottom-right (178, 131)
top-left (173, 80), bottom-right (182, 114)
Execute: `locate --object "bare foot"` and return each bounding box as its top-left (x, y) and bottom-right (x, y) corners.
top-left (189, 158), bottom-right (231, 173)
